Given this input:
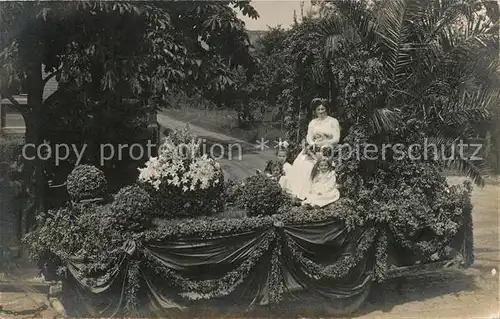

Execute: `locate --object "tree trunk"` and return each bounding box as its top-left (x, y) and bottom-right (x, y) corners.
top-left (24, 62), bottom-right (45, 234)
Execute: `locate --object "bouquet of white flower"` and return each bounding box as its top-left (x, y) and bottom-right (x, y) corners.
top-left (138, 133), bottom-right (224, 217)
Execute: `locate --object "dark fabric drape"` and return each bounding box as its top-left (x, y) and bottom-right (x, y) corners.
top-left (61, 218), bottom-right (377, 317)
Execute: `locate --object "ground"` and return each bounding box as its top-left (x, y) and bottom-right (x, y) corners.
top-left (0, 116), bottom-right (498, 318)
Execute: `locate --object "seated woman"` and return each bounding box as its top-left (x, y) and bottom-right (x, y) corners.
top-left (286, 98), bottom-right (341, 200)
top-left (302, 157), bottom-right (340, 208)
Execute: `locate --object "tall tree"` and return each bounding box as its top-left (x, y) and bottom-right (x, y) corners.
top-left (0, 1), bottom-right (258, 229)
top-left (276, 0), bottom-right (498, 184)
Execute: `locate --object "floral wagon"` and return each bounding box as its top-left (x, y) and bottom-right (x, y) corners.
top-left (25, 130), bottom-right (474, 317)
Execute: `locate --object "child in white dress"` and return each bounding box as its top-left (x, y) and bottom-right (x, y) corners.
top-left (302, 158), bottom-right (340, 208)
top-left (276, 148), bottom-right (293, 190)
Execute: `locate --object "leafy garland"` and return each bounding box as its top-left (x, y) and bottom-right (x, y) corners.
top-left (143, 216), bottom-right (274, 241)
top-left (284, 228), bottom-right (378, 281)
top-left (268, 242), bottom-right (286, 304)
top-left (277, 200), bottom-right (365, 230)
top-left (144, 201), bottom-right (363, 243)
top-left (374, 230), bottom-right (388, 283)
top-left (141, 231), bottom-right (276, 300)
top-left (125, 259), bottom-right (140, 314)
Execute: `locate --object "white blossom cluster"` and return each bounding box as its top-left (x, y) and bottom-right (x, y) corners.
top-left (138, 137), bottom-right (221, 192)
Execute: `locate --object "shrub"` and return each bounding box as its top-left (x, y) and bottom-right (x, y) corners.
top-left (66, 165), bottom-right (107, 201)
top-left (0, 140), bottom-right (20, 161)
top-left (223, 179), bottom-right (245, 207)
top-left (0, 137), bottom-right (23, 170)
top-left (167, 124), bottom-right (197, 145)
top-left (23, 202), bottom-right (123, 266)
top-left (241, 174), bottom-right (286, 217)
top-left (106, 185), bottom-right (153, 232)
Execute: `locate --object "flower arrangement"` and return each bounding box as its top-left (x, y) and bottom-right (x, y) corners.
top-left (138, 128), bottom-right (224, 217)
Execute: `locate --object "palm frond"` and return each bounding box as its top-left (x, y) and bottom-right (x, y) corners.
top-left (373, 0), bottom-right (415, 89)
top-left (310, 56), bottom-right (326, 84)
top-left (329, 0), bottom-right (376, 42)
top-left (444, 157), bottom-right (487, 187)
top-left (426, 134), bottom-right (487, 186)
top-left (369, 107), bottom-right (401, 133)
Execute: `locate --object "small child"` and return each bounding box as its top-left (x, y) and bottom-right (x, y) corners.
top-left (261, 160), bottom-right (282, 181)
top-left (302, 157), bottom-right (340, 208)
top-left (277, 147), bottom-right (294, 191)
top-left (276, 147), bottom-right (292, 177)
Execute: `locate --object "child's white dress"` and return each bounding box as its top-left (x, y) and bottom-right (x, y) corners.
top-left (302, 170), bottom-right (340, 207)
top-left (278, 163), bottom-right (293, 191)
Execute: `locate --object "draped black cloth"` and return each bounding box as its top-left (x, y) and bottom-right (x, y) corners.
top-left (61, 217), bottom-right (377, 317)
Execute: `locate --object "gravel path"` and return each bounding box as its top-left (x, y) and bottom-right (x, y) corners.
top-left (157, 112), bottom-right (276, 181)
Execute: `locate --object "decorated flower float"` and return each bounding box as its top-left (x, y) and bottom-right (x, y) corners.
top-left (24, 127), bottom-right (474, 317)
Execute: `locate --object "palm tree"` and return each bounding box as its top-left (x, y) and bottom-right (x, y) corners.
top-left (288, 0), bottom-right (499, 185)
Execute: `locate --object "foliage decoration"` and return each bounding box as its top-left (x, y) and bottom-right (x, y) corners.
top-left (23, 202), bottom-right (124, 267)
top-left (141, 231), bottom-right (276, 301)
top-left (240, 174), bottom-right (288, 217)
top-left (268, 243), bottom-right (285, 304)
top-left (285, 227), bottom-right (378, 280)
top-left (124, 259), bottom-right (141, 314)
top-left (143, 216), bottom-right (274, 242)
top-left (223, 179), bottom-right (246, 208)
top-left (374, 230), bottom-right (388, 283)
top-left (66, 164), bottom-right (107, 201)
top-left (106, 185), bottom-right (153, 232)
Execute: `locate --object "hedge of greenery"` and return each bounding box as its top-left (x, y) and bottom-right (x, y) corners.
top-left (0, 136), bottom-right (23, 165)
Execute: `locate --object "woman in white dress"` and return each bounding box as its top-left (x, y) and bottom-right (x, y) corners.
top-left (286, 98), bottom-right (341, 200)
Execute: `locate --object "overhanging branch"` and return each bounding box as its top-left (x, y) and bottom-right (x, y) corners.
top-left (43, 68), bottom-right (61, 85)
top-left (4, 95), bottom-right (28, 114)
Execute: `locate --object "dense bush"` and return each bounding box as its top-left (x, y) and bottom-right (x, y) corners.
top-left (241, 174), bottom-right (287, 217)
top-left (0, 137), bottom-right (24, 164)
top-left (106, 185), bottom-right (153, 232)
top-left (66, 165), bottom-right (108, 201)
top-left (23, 202), bottom-right (125, 269)
top-left (223, 179), bottom-right (245, 207)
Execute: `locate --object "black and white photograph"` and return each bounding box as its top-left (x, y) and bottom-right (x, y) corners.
top-left (0, 0), bottom-right (498, 318)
